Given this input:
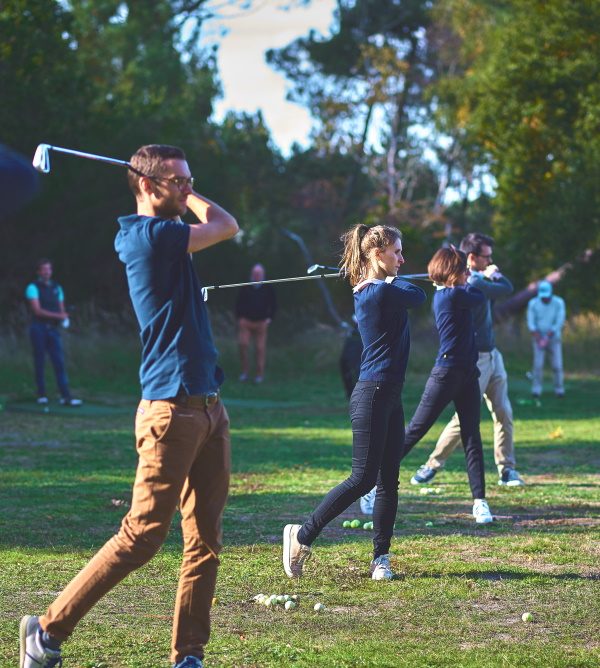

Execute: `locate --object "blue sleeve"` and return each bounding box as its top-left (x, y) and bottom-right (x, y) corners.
top-left (57, 285), bottom-right (65, 302)
top-left (468, 273), bottom-right (513, 298)
top-left (0, 145), bottom-right (39, 218)
top-left (383, 278), bottom-right (427, 309)
top-left (454, 284), bottom-right (485, 308)
top-left (25, 283), bottom-right (39, 300)
top-left (146, 219), bottom-right (190, 260)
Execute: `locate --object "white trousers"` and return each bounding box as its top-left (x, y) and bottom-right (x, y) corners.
top-left (531, 338), bottom-right (564, 396)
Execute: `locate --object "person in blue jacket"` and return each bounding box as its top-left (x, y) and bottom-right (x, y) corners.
top-left (401, 247), bottom-right (494, 524)
top-left (283, 224), bottom-right (426, 581)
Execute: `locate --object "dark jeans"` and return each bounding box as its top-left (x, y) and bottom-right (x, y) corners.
top-left (298, 380), bottom-right (404, 558)
top-left (402, 365), bottom-right (485, 499)
top-left (29, 322), bottom-right (71, 399)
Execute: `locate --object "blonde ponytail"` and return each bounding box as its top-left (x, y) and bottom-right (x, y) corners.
top-left (340, 224), bottom-right (401, 286)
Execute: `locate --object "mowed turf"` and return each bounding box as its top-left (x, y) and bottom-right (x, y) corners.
top-left (0, 326), bottom-right (598, 667)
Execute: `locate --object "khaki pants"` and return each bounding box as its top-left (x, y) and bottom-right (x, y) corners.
top-left (238, 318), bottom-right (269, 378)
top-left (40, 396), bottom-right (230, 664)
top-left (426, 349), bottom-right (515, 474)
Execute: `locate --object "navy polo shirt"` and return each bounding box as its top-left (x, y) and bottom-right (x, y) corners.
top-left (115, 214), bottom-right (223, 399)
top-left (354, 278), bottom-right (427, 384)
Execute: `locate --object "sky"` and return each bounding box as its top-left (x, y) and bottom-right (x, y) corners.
top-left (207, 0), bottom-right (337, 154)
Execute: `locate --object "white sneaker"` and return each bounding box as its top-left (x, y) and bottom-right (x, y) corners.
top-left (19, 615), bottom-right (62, 667)
top-left (36, 397), bottom-right (49, 405)
top-left (359, 486), bottom-right (376, 515)
top-left (472, 499), bottom-right (493, 524)
top-left (370, 554), bottom-right (394, 580)
top-left (282, 524), bottom-right (312, 578)
top-left (59, 398), bottom-right (82, 407)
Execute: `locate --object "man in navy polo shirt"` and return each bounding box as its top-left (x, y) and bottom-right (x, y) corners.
top-left (20, 144), bottom-right (238, 668)
top-left (25, 259), bottom-right (82, 406)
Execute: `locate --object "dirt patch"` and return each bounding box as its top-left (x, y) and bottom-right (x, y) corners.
top-left (514, 517), bottom-right (600, 528)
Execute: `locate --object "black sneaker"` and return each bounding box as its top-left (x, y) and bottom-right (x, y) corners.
top-left (498, 469), bottom-right (525, 487)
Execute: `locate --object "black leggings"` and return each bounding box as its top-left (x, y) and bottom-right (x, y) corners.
top-left (402, 365), bottom-right (485, 499)
top-left (298, 380), bottom-right (404, 558)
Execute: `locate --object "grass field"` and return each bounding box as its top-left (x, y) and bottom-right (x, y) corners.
top-left (0, 316), bottom-right (599, 667)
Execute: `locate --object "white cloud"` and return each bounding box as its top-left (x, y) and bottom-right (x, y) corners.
top-left (209, 0), bottom-right (336, 154)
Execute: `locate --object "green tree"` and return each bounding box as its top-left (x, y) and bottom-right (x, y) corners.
top-left (432, 0), bottom-right (600, 308)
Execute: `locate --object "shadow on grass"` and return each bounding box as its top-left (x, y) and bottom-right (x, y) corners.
top-left (1, 485), bottom-right (598, 551)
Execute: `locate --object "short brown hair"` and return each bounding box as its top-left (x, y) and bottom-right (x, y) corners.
top-left (127, 144), bottom-right (186, 196)
top-left (428, 247), bottom-right (468, 287)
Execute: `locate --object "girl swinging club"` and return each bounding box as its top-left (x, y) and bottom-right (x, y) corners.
top-left (283, 224), bottom-right (426, 580)
top-left (400, 247), bottom-right (493, 524)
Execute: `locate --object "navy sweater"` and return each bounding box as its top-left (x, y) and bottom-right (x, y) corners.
top-left (354, 278), bottom-right (427, 384)
top-left (433, 285), bottom-right (485, 368)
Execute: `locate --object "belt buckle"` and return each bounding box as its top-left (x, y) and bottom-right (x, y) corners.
top-left (204, 391), bottom-right (218, 407)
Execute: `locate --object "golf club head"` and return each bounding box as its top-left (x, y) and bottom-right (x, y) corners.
top-left (32, 144), bottom-right (51, 173)
top-left (307, 264), bottom-right (340, 275)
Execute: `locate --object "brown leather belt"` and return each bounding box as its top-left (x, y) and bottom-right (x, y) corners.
top-left (173, 390), bottom-right (220, 408)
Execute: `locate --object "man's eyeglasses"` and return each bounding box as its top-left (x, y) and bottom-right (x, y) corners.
top-left (475, 252), bottom-right (493, 259)
top-left (152, 176), bottom-right (194, 190)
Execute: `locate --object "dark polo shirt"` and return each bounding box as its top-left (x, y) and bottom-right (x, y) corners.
top-left (115, 214), bottom-right (223, 400)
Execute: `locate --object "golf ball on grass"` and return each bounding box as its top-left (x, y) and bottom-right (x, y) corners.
top-left (522, 612), bottom-right (534, 622)
top-left (313, 602), bottom-right (325, 612)
top-left (284, 600), bottom-right (297, 610)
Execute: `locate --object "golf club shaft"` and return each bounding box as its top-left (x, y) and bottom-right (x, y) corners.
top-left (204, 273), bottom-right (341, 291)
top-left (203, 271), bottom-right (431, 293)
top-left (48, 145), bottom-right (131, 168)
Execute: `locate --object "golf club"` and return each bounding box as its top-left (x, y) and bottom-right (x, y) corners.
top-left (32, 143), bottom-right (147, 177)
top-left (308, 264), bottom-right (429, 281)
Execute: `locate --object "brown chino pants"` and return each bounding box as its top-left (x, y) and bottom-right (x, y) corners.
top-left (40, 396), bottom-right (230, 664)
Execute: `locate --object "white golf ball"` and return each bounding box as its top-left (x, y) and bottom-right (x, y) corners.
top-left (284, 600), bottom-right (296, 610)
top-left (313, 602), bottom-right (325, 612)
top-left (522, 612), bottom-right (534, 622)
top-left (276, 595), bottom-right (285, 604)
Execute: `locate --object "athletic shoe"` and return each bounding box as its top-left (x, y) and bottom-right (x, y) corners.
top-left (238, 373), bottom-right (248, 382)
top-left (498, 469), bottom-right (525, 487)
top-left (254, 376), bottom-right (263, 384)
top-left (359, 486), bottom-right (376, 515)
top-left (59, 398), bottom-right (82, 407)
top-left (36, 397), bottom-right (49, 405)
top-left (472, 499), bottom-right (493, 524)
top-left (173, 657), bottom-right (204, 668)
top-left (282, 524), bottom-right (311, 578)
top-left (19, 615), bottom-right (62, 668)
top-left (370, 554), bottom-right (394, 580)
top-left (410, 465), bottom-right (437, 485)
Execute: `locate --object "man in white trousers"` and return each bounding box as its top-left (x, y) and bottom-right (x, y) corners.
top-left (527, 280), bottom-right (566, 398)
